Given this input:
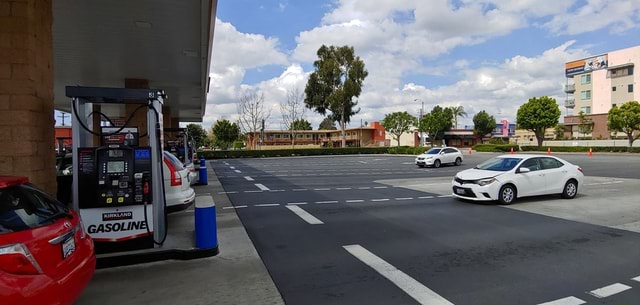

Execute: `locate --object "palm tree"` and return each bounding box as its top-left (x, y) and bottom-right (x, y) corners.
top-left (450, 106), bottom-right (467, 129)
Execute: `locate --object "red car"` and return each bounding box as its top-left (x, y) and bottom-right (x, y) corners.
top-left (0, 176), bottom-right (96, 305)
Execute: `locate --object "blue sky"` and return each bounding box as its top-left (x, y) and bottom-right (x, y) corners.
top-left (202, 0), bottom-right (640, 130)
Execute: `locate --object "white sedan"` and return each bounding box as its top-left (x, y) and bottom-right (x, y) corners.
top-left (452, 154), bottom-right (584, 204)
top-left (163, 151), bottom-right (196, 213)
top-left (415, 147), bottom-right (464, 168)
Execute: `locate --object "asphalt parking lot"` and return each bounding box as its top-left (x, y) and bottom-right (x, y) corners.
top-left (214, 152), bottom-right (640, 305)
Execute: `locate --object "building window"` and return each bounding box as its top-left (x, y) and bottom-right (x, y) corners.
top-left (306, 134), bottom-right (312, 138)
top-left (580, 74), bottom-right (591, 84)
top-left (629, 67), bottom-right (634, 75)
top-left (580, 90), bottom-right (591, 100)
top-left (629, 84), bottom-right (634, 93)
top-left (612, 104), bottom-right (617, 108)
top-left (275, 134), bottom-right (281, 139)
top-left (580, 106), bottom-right (591, 114)
top-left (612, 86), bottom-right (616, 91)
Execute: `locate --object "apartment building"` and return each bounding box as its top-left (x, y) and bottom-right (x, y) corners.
top-left (563, 45), bottom-right (639, 139)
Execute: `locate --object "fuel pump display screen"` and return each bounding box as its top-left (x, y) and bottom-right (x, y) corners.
top-left (107, 161), bottom-right (125, 173)
top-left (108, 150), bottom-right (123, 158)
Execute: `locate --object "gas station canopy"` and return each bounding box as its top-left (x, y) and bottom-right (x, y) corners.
top-left (52, 0), bottom-right (217, 122)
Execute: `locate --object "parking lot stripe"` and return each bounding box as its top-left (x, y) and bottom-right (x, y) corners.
top-left (632, 275), bottom-right (640, 282)
top-left (396, 197), bottom-right (413, 200)
top-left (287, 202), bottom-right (308, 205)
top-left (255, 203), bottom-right (280, 207)
top-left (229, 166), bottom-right (235, 169)
top-left (343, 245), bottom-right (454, 305)
top-left (346, 200), bottom-right (364, 203)
top-left (419, 196), bottom-right (434, 199)
top-left (537, 296), bottom-right (586, 305)
top-left (437, 195), bottom-right (452, 198)
top-left (316, 200), bottom-right (338, 204)
top-left (336, 187), bottom-right (352, 190)
top-left (286, 205), bottom-right (324, 225)
top-left (219, 191), bottom-right (238, 194)
top-left (244, 176), bottom-right (254, 181)
top-left (374, 186), bottom-right (388, 189)
top-left (358, 187), bottom-right (371, 190)
top-left (588, 283), bottom-right (632, 298)
top-left (223, 205), bottom-right (247, 209)
top-left (244, 190), bottom-right (263, 193)
top-left (314, 188), bottom-right (331, 191)
top-left (371, 199), bottom-right (390, 202)
top-left (234, 170), bottom-right (242, 173)
top-left (255, 183), bottom-right (270, 191)
top-left (293, 188), bottom-right (308, 191)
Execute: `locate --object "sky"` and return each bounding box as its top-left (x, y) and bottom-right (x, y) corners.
top-left (203, 0), bottom-right (640, 131)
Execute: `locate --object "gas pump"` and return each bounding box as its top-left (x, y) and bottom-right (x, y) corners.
top-left (67, 86), bottom-right (166, 254)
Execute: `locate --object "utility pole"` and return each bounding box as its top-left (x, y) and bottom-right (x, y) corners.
top-left (415, 99), bottom-right (424, 146)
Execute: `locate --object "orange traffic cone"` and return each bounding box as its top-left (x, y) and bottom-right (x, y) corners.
top-left (468, 147), bottom-right (472, 155)
top-left (547, 147), bottom-right (551, 155)
top-left (588, 147), bottom-right (593, 157)
top-left (510, 147), bottom-right (514, 155)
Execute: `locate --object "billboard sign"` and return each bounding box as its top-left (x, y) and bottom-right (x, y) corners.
top-left (565, 54), bottom-right (608, 77)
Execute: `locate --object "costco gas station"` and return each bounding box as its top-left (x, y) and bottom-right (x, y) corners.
top-left (1, 0), bottom-right (219, 264)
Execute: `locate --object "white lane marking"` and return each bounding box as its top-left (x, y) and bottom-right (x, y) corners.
top-left (316, 200), bottom-right (338, 204)
top-left (585, 181), bottom-right (624, 186)
top-left (222, 205), bottom-right (247, 209)
top-left (314, 188), bottom-right (331, 191)
top-left (218, 191), bottom-right (238, 194)
top-left (275, 174), bottom-right (287, 177)
top-left (234, 170), bottom-right (242, 173)
top-left (343, 245), bottom-right (454, 305)
top-left (358, 187), bottom-right (371, 190)
top-left (336, 187), bottom-right (352, 190)
top-left (419, 196), bottom-right (434, 199)
top-left (287, 202), bottom-right (308, 205)
top-left (374, 186), bottom-right (388, 189)
top-left (244, 190), bottom-right (262, 193)
top-left (255, 184), bottom-right (270, 191)
top-left (346, 200), bottom-right (364, 203)
top-left (437, 195), bottom-right (452, 198)
top-left (371, 199), bottom-right (390, 202)
top-left (396, 197), bottom-right (413, 201)
top-left (537, 296), bottom-right (585, 305)
top-left (632, 275), bottom-right (640, 282)
top-left (588, 283), bottom-right (632, 298)
top-left (270, 189), bottom-right (285, 192)
top-left (358, 161), bottom-right (368, 164)
top-left (285, 205), bottom-right (324, 225)
top-left (255, 203), bottom-right (280, 207)
top-left (230, 166), bottom-right (235, 169)
top-left (244, 176), bottom-right (254, 181)
top-left (293, 188), bottom-right (308, 191)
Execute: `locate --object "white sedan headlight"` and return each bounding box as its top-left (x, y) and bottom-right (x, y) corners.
top-left (477, 178), bottom-right (497, 186)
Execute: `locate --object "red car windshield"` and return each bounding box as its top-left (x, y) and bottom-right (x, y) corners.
top-left (0, 185), bottom-right (70, 234)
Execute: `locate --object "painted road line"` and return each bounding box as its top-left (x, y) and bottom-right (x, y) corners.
top-left (244, 176), bottom-right (254, 181)
top-left (419, 196), bottom-right (434, 199)
top-left (287, 202), bottom-right (308, 205)
top-left (285, 205), bottom-right (324, 225)
top-left (314, 188), bottom-right (331, 191)
top-left (437, 195), bottom-right (453, 198)
top-left (396, 197), bottom-right (413, 201)
top-left (234, 170), bottom-right (242, 173)
top-left (270, 189), bottom-right (286, 192)
top-left (588, 283), bottom-right (632, 298)
top-left (255, 184), bottom-right (270, 191)
top-left (222, 205), bottom-right (247, 210)
top-left (632, 275), bottom-right (640, 282)
top-left (218, 191), bottom-right (238, 194)
top-left (346, 200), bottom-right (365, 203)
top-left (230, 166), bottom-right (235, 169)
top-left (336, 187), bottom-right (352, 190)
top-left (358, 187), bottom-right (371, 190)
top-left (374, 186), bottom-right (388, 189)
top-left (255, 203), bottom-right (280, 207)
top-left (343, 245), bottom-right (454, 305)
top-left (316, 200), bottom-right (339, 204)
top-left (275, 174), bottom-right (287, 177)
top-left (358, 161), bottom-right (368, 164)
top-left (371, 199), bottom-right (390, 202)
top-left (244, 190), bottom-right (263, 193)
top-left (293, 188), bottom-right (308, 191)
top-left (537, 296), bottom-right (585, 305)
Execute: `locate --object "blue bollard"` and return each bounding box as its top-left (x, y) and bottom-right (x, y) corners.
top-left (195, 196), bottom-right (218, 249)
top-left (199, 157), bottom-right (208, 185)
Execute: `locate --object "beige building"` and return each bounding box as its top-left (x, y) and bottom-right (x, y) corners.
top-left (563, 45), bottom-right (639, 139)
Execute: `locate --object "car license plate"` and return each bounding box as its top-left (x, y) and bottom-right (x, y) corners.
top-left (456, 188), bottom-right (466, 195)
top-left (62, 236), bottom-right (76, 259)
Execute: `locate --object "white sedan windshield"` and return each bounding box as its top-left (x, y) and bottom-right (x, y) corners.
top-left (475, 157), bottom-right (522, 171)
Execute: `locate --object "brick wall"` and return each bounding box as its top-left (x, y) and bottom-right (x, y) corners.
top-left (0, 0), bottom-right (56, 193)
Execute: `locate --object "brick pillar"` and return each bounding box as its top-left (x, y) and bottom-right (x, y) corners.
top-left (0, 0), bottom-right (56, 194)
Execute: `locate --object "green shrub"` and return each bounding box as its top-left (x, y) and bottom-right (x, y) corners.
top-left (472, 144), bottom-right (519, 152)
top-left (520, 146), bottom-right (640, 153)
top-left (198, 147), bottom-right (390, 159)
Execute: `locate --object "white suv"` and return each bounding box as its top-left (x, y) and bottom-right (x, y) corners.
top-left (415, 147), bottom-right (464, 168)
top-left (163, 151), bottom-right (196, 213)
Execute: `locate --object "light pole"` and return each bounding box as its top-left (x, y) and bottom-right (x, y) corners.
top-left (415, 99), bottom-right (424, 146)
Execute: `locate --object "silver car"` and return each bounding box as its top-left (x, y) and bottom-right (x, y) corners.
top-left (415, 147), bottom-right (464, 168)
